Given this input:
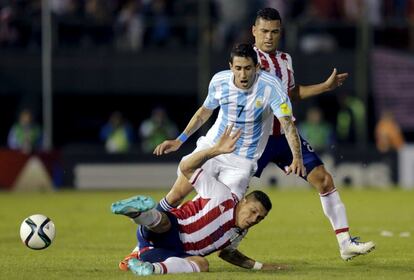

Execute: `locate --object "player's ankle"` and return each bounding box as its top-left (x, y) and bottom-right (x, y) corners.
top-left (336, 230), bottom-right (351, 246)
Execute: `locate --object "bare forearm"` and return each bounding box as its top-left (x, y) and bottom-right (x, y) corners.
top-left (180, 124), bottom-right (240, 180)
top-left (291, 84), bottom-right (328, 101)
top-left (299, 83), bottom-right (330, 98)
top-left (182, 107), bottom-right (212, 137)
top-left (153, 107), bottom-right (213, 156)
top-left (279, 117), bottom-right (302, 159)
top-left (291, 69), bottom-right (348, 101)
top-left (179, 147), bottom-right (220, 180)
top-left (219, 249), bottom-right (256, 269)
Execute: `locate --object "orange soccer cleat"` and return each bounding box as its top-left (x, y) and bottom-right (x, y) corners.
top-left (119, 251), bottom-right (139, 271)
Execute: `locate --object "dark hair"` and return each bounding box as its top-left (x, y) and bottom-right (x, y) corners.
top-left (256, 7), bottom-right (282, 23)
top-left (229, 43), bottom-right (258, 65)
top-left (246, 190), bottom-right (272, 212)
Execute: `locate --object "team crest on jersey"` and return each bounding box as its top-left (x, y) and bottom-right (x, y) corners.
top-left (255, 97), bottom-right (263, 108)
top-left (221, 97), bottom-right (230, 105)
top-left (280, 102), bottom-right (291, 115)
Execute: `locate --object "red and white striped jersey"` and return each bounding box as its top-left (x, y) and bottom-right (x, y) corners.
top-left (171, 168), bottom-right (247, 256)
top-left (254, 46), bottom-right (296, 136)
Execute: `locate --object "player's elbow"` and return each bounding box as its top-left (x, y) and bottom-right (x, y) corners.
top-left (179, 160), bottom-right (192, 181)
top-left (199, 106), bottom-right (213, 122)
top-left (218, 250), bottom-right (226, 259)
top-left (218, 248), bottom-right (233, 260)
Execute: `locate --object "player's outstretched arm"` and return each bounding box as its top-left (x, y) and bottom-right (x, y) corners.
top-left (179, 124), bottom-right (241, 180)
top-left (153, 106), bottom-right (213, 156)
top-left (278, 116), bottom-right (306, 177)
top-left (218, 248), bottom-right (289, 271)
top-left (289, 68), bottom-right (348, 101)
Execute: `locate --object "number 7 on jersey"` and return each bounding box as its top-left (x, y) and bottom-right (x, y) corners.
top-left (237, 105), bottom-right (245, 117)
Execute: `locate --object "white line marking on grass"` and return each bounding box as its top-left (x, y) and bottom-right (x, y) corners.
top-left (380, 230), bottom-right (394, 237)
top-left (399, 232), bottom-right (411, 238)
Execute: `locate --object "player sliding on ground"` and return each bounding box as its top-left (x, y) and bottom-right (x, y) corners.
top-left (154, 9), bottom-right (375, 262)
top-left (112, 125), bottom-right (287, 276)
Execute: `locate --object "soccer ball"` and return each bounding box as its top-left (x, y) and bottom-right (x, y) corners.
top-left (20, 214), bottom-right (56, 250)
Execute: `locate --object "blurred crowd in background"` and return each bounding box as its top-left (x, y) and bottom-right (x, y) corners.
top-left (0, 0), bottom-right (412, 156)
top-left (1, 0), bottom-right (414, 51)
top-left (7, 103), bottom-right (405, 155)
top-left (7, 106), bottom-right (179, 154)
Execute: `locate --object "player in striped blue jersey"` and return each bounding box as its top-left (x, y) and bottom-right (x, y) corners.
top-left (154, 43), bottom-right (305, 202)
top-left (203, 64), bottom-right (288, 162)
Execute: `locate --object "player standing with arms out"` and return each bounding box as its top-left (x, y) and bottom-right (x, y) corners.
top-left (251, 8), bottom-right (374, 261)
top-left (112, 126), bottom-right (286, 276)
top-left (154, 43), bottom-right (305, 204)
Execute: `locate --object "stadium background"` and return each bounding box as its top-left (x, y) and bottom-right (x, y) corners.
top-left (1, 1), bottom-right (414, 279)
top-left (1, 0), bottom-right (414, 190)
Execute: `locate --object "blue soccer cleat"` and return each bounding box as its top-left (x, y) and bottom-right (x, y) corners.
top-left (111, 195), bottom-right (156, 218)
top-left (127, 258), bottom-right (154, 276)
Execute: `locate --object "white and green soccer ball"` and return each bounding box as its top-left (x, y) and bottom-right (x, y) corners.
top-left (20, 214), bottom-right (55, 250)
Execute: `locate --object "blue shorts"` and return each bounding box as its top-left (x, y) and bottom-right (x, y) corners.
top-left (136, 212), bottom-right (191, 262)
top-left (255, 134), bottom-right (323, 180)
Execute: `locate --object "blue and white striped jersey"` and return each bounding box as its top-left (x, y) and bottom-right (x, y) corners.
top-left (203, 70), bottom-right (292, 161)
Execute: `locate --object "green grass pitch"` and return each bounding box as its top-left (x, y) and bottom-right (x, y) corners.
top-left (1, 188), bottom-right (413, 280)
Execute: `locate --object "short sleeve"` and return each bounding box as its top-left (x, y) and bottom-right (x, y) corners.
top-left (202, 81), bottom-right (220, 110)
top-left (286, 53), bottom-right (295, 90)
top-left (268, 82), bottom-right (293, 118)
top-left (224, 229), bottom-right (248, 250)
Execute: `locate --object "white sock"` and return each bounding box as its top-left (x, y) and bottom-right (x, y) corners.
top-left (319, 188), bottom-right (350, 245)
top-left (152, 257), bottom-right (200, 274)
top-left (132, 209), bottom-right (162, 227)
top-left (336, 231), bottom-right (351, 247)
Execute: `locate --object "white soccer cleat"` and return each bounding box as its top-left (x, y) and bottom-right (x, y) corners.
top-left (340, 237), bottom-right (376, 261)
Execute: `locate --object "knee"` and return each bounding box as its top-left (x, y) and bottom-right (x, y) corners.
top-left (308, 166), bottom-right (335, 194)
top-left (158, 213), bottom-right (172, 231)
top-left (187, 256), bottom-right (209, 272)
top-left (149, 212), bottom-right (171, 233)
top-left (318, 172), bottom-right (334, 194)
top-left (166, 190), bottom-right (184, 206)
top-left (166, 174), bottom-right (193, 206)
